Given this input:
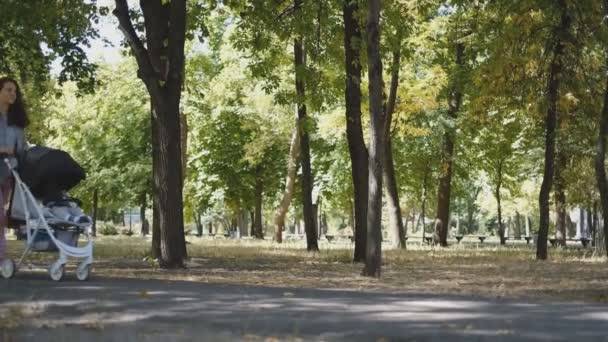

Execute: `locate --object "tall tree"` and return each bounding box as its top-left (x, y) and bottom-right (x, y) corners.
top-left (595, 0), bottom-right (608, 258)
top-left (113, 0), bottom-right (187, 267)
top-left (536, 0), bottom-right (571, 260)
top-left (294, 0), bottom-right (319, 251)
top-left (274, 129), bottom-right (300, 243)
top-left (384, 45), bottom-right (405, 249)
top-left (362, 0), bottom-right (386, 278)
top-left (433, 41), bottom-right (464, 246)
top-left (342, 0), bottom-right (369, 261)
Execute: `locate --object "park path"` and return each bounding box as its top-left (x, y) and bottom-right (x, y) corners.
top-left (1, 272), bottom-right (608, 342)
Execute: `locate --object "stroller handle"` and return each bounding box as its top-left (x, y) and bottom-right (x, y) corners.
top-left (4, 158), bottom-right (16, 171)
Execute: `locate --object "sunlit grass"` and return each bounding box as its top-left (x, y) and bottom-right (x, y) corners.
top-left (5, 234), bottom-right (608, 302)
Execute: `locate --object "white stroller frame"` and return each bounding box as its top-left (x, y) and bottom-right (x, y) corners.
top-left (0, 159), bottom-right (93, 281)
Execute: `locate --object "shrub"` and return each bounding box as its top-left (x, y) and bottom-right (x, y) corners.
top-left (99, 223), bottom-right (118, 236)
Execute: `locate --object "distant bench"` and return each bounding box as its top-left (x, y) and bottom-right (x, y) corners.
top-left (548, 238), bottom-right (590, 248)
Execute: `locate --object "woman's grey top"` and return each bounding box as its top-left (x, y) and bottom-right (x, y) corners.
top-left (0, 113), bottom-right (27, 183)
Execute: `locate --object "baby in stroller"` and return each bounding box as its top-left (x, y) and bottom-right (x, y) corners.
top-left (1, 145), bottom-right (94, 281)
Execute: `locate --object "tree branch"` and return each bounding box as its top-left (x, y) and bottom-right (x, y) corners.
top-left (113, 0), bottom-right (156, 81)
top-left (168, 0), bottom-right (187, 95)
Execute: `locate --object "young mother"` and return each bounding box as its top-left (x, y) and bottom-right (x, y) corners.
top-left (0, 77), bottom-right (28, 262)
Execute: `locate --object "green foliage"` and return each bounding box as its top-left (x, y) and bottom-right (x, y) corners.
top-left (183, 18), bottom-right (291, 219)
top-left (99, 222), bottom-right (119, 236)
top-left (0, 0), bottom-right (99, 92)
top-left (43, 60), bottom-right (151, 214)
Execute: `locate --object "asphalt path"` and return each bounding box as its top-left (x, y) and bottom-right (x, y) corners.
top-left (1, 272), bottom-right (608, 342)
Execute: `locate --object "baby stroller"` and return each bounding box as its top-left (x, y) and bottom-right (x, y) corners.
top-left (0, 146), bottom-right (93, 281)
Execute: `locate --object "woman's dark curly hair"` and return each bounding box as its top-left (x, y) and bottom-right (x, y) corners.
top-left (0, 77), bottom-right (29, 128)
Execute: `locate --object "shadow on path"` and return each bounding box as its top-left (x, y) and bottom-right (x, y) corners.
top-left (1, 273), bottom-right (608, 341)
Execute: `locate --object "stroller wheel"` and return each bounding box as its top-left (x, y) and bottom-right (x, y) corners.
top-left (1, 259), bottom-right (16, 279)
top-left (76, 263), bottom-right (90, 281)
top-left (48, 262), bottom-right (65, 281)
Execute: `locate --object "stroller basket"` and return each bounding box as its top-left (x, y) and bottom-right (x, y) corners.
top-left (25, 227), bottom-right (80, 252)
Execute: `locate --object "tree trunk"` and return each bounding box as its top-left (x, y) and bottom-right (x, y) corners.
top-left (595, 0), bottom-right (608, 256)
top-left (537, 1), bottom-right (570, 260)
top-left (554, 188), bottom-right (567, 246)
top-left (293, 0), bottom-right (318, 251)
top-left (465, 187), bottom-right (481, 234)
top-left (343, 0), bottom-right (368, 262)
top-left (495, 160), bottom-right (506, 245)
top-left (514, 211), bottom-right (522, 240)
top-left (180, 112), bottom-right (188, 181)
top-left (140, 192), bottom-right (148, 236)
top-left (383, 46), bottom-right (406, 250)
top-left (433, 42), bottom-right (464, 247)
top-left (238, 210), bottom-right (249, 237)
top-left (587, 207), bottom-right (593, 240)
top-left (361, 0), bottom-right (385, 278)
top-left (151, 105), bottom-right (161, 259)
top-left (114, 0), bottom-right (187, 267)
top-left (554, 143), bottom-right (567, 246)
top-left (274, 129), bottom-right (300, 243)
top-left (193, 210), bottom-right (202, 237)
top-left (254, 168), bottom-right (264, 239)
top-left (91, 188), bottom-right (98, 237)
top-left (421, 170), bottom-right (428, 242)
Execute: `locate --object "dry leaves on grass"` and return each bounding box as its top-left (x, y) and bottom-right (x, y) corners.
top-left (6, 236), bottom-right (608, 302)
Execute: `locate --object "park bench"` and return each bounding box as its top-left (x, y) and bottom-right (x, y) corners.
top-left (563, 238), bottom-right (591, 247)
top-left (525, 236), bottom-right (533, 244)
top-left (455, 235), bottom-right (464, 243)
top-left (478, 236), bottom-right (486, 243)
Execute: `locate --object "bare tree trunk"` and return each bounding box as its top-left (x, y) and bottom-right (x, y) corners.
top-left (385, 139), bottom-right (406, 249)
top-left (343, 0), bottom-right (368, 262)
top-left (180, 112), bottom-right (187, 180)
top-left (362, 0), bottom-right (385, 278)
top-left (294, 0), bottom-right (318, 251)
top-left (595, 0), bottom-right (608, 257)
top-left (495, 160), bottom-right (506, 245)
top-left (193, 210), bottom-right (202, 237)
top-left (383, 46), bottom-right (405, 249)
top-left (434, 43), bottom-right (464, 247)
top-left (254, 167), bottom-right (264, 239)
top-left (114, 0), bottom-right (187, 267)
top-left (514, 211), bottom-right (522, 240)
top-left (238, 210), bottom-right (249, 237)
top-left (537, 0), bottom-right (570, 260)
top-left (274, 129), bottom-right (300, 243)
top-left (554, 145), bottom-right (567, 246)
top-left (151, 105), bottom-right (161, 258)
top-left (587, 207), bottom-right (593, 240)
top-left (140, 192), bottom-right (148, 236)
top-left (421, 170), bottom-right (428, 242)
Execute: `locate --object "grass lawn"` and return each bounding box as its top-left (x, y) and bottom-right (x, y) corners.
top-left (5, 234), bottom-right (608, 303)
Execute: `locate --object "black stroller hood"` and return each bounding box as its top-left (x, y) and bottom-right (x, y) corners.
top-left (18, 146), bottom-right (86, 201)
